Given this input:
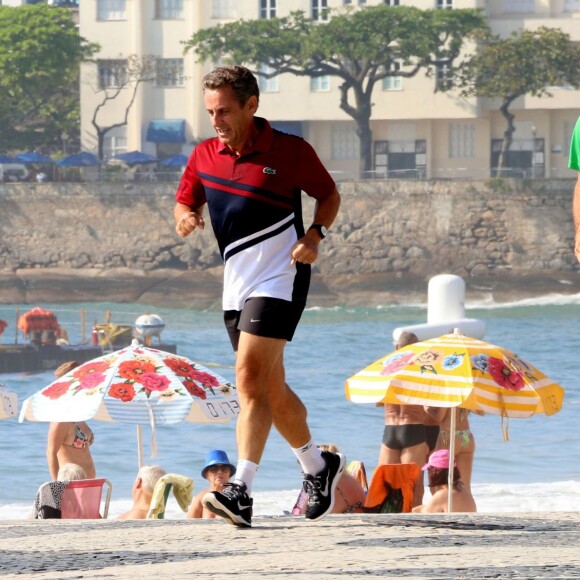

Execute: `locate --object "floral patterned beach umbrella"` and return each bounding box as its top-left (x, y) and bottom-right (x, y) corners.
top-left (345, 330), bottom-right (564, 419)
top-left (19, 341), bottom-right (239, 462)
top-left (346, 329), bottom-right (564, 512)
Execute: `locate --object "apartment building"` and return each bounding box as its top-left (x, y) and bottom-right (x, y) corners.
top-left (78, 0), bottom-right (580, 179)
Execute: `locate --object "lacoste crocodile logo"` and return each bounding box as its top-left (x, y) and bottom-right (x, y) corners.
top-left (263, 167), bottom-right (276, 175)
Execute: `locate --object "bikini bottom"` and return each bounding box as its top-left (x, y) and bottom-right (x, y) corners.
top-left (439, 429), bottom-right (474, 450)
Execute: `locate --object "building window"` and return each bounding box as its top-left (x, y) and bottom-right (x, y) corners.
top-left (312, 0), bottom-right (328, 21)
top-left (449, 123), bottom-right (475, 158)
top-left (98, 60), bottom-right (128, 89)
top-left (260, 0), bottom-right (276, 18)
top-left (212, 0), bottom-right (236, 18)
top-left (384, 0), bottom-right (400, 5)
top-left (155, 0), bottom-right (183, 19)
top-left (436, 63), bottom-right (453, 91)
top-left (501, 0), bottom-right (534, 12)
top-left (382, 62), bottom-right (402, 91)
top-left (331, 123), bottom-right (360, 160)
top-left (97, 0), bottom-right (126, 21)
top-left (436, 0), bottom-right (452, 8)
top-left (156, 59), bottom-right (184, 87)
top-left (311, 75), bottom-right (330, 92)
top-left (258, 64), bottom-right (279, 92)
top-left (104, 126), bottom-right (127, 160)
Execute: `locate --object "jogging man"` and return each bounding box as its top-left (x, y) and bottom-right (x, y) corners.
top-left (174, 66), bottom-right (343, 527)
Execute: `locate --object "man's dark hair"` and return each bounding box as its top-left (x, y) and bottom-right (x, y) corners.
top-left (202, 66), bottom-right (260, 106)
top-left (395, 331), bottom-right (419, 350)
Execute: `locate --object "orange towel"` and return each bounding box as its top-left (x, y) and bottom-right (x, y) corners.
top-left (364, 463), bottom-right (420, 514)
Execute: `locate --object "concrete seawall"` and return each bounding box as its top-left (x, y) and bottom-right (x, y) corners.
top-left (1, 179), bottom-right (578, 307)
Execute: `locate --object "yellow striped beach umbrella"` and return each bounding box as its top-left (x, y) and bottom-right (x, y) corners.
top-left (345, 331), bottom-right (564, 419)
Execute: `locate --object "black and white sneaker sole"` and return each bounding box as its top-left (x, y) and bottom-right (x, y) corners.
top-left (202, 495), bottom-right (252, 528)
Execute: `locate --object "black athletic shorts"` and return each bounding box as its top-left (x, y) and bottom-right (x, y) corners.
top-left (224, 296), bottom-right (307, 352)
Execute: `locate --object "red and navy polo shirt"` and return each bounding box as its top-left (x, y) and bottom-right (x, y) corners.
top-left (175, 117), bottom-right (336, 311)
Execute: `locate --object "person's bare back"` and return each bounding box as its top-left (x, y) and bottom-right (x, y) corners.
top-left (385, 403), bottom-right (428, 425)
top-left (414, 484), bottom-right (477, 513)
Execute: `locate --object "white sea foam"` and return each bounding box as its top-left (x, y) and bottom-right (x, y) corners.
top-left (305, 291), bottom-right (580, 313)
top-left (467, 292), bottom-right (580, 310)
top-left (2, 481), bottom-right (578, 521)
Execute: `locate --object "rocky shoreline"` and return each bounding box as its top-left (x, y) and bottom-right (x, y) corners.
top-left (0, 267), bottom-right (578, 309)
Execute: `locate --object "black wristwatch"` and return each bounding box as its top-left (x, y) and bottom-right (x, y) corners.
top-left (308, 224), bottom-right (328, 239)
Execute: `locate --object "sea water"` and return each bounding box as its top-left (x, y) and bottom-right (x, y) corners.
top-left (1, 295), bottom-right (579, 519)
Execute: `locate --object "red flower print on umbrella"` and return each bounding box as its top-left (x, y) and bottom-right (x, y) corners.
top-left (73, 361), bottom-right (110, 380)
top-left (488, 357), bottom-right (525, 391)
top-left (184, 381), bottom-right (207, 400)
top-left (163, 357), bottom-right (195, 378)
top-left (109, 383), bottom-right (136, 402)
top-left (41, 381), bottom-right (70, 400)
top-left (118, 359), bottom-right (156, 381)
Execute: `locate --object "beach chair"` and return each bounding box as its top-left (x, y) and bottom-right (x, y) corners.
top-left (345, 460), bottom-right (369, 494)
top-left (146, 473), bottom-right (193, 519)
top-left (364, 463), bottom-right (419, 514)
top-left (61, 478), bottom-right (113, 519)
top-left (33, 478), bottom-right (112, 519)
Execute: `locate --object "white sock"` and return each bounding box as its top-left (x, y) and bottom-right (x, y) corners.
top-left (292, 439), bottom-right (325, 476)
top-left (234, 459), bottom-right (259, 495)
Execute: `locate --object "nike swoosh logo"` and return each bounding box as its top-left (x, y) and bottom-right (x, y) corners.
top-left (250, 318), bottom-right (260, 322)
top-left (237, 500), bottom-right (252, 510)
top-left (320, 476), bottom-right (330, 497)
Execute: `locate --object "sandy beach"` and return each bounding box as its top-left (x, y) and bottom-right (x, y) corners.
top-left (0, 513), bottom-right (578, 579)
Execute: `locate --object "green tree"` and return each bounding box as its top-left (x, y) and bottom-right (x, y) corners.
top-left (86, 54), bottom-right (157, 161)
top-left (458, 27), bottom-right (580, 173)
top-left (183, 6), bottom-right (487, 175)
top-left (0, 4), bottom-right (98, 153)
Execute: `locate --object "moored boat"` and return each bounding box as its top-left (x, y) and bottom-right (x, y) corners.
top-left (0, 308), bottom-right (176, 374)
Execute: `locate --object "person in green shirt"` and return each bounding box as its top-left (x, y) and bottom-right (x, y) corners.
top-left (569, 116), bottom-right (580, 262)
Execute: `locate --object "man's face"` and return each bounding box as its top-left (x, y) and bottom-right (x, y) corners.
top-left (206, 464), bottom-right (232, 489)
top-left (204, 85), bottom-right (257, 153)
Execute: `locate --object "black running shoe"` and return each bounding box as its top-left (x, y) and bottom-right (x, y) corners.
top-left (303, 451), bottom-right (346, 522)
top-left (202, 481), bottom-right (253, 527)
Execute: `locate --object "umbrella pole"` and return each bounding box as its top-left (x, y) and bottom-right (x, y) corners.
top-left (448, 406), bottom-right (457, 513)
top-left (137, 425), bottom-right (144, 469)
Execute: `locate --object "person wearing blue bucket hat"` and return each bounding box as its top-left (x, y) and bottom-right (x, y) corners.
top-left (187, 450), bottom-right (236, 519)
top-left (201, 450), bottom-right (236, 479)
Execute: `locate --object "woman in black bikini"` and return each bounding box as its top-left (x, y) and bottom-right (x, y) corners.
top-left (46, 361), bottom-right (96, 480)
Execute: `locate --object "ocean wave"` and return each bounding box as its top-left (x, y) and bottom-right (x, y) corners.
top-left (467, 292), bottom-right (580, 310)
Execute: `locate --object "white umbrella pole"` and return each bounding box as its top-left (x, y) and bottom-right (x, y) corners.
top-left (137, 424), bottom-right (144, 469)
top-left (448, 406), bottom-right (457, 513)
